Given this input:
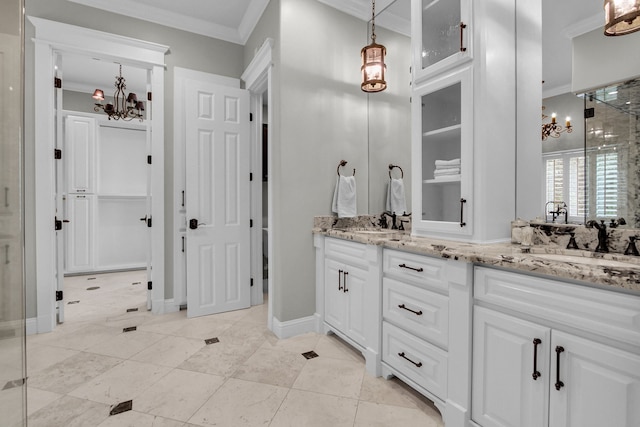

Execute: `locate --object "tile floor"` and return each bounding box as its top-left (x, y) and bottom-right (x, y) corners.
top-left (25, 270), bottom-right (444, 426)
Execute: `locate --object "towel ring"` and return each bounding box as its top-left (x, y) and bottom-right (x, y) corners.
top-left (389, 164), bottom-right (404, 179)
top-left (337, 160), bottom-right (356, 177)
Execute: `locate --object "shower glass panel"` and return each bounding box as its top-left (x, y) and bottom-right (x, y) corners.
top-left (584, 78), bottom-right (640, 227)
top-left (0, 0), bottom-right (27, 425)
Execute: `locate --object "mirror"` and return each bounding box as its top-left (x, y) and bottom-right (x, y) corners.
top-left (584, 79), bottom-right (640, 227)
top-left (542, 0), bottom-right (640, 226)
top-left (366, 0), bottom-right (412, 215)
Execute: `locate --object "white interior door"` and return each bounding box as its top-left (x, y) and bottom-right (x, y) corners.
top-left (185, 80), bottom-right (250, 318)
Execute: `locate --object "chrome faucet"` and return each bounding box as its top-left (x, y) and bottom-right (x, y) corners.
top-left (586, 219), bottom-right (609, 253)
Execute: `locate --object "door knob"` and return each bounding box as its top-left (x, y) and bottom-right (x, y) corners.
top-left (189, 218), bottom-right (198, 229)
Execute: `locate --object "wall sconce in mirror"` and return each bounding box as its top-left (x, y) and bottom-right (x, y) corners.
top-left (93, 64), bottom-right (145, 121)
top-left (604, 0), bottom-right (640, 36)
top-left (361, 0), bottom-right (387, 92)
top-left (541, 106), bottom-right (572, 141)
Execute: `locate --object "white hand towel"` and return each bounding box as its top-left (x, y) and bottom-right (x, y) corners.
top-left (332, 175), bottom-right (357, 218)
top-left (386, 178), bottom-right (407, 215)
top-left (435, 158), bottom-right (461, 168)
top-left (433, 167), bottom-right (461, 176)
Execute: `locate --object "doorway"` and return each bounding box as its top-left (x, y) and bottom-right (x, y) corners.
top-left (31, 17), bottom-right (167, 333)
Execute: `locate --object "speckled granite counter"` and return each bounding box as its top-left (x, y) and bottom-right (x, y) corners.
top-left (313, 226), bottom-right (640, 294)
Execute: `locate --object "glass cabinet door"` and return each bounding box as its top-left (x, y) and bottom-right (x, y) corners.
top-left (412, 0), bottom-right (471, 83)
top-left (413, 66), bottom-right (472, 236)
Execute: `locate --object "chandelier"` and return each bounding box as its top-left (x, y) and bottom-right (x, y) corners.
top-left (361, 0), bottom-right (387, 92)
top-left (604, 0), bottom-right (640, 36)
top-left (92, 65), bottom-right (144, 121)
top-left (541, 107), bottom-right (572, 141)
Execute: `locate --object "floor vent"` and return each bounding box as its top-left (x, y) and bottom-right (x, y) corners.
top-left (123, 326), bottom-right (137, 333)
top-left (86, 286), bottom-right (100, 291)
top-left (126, 308), bottom-right (139, 312)
top-left (131, 282), bottom-right (141, 285)
top-left (67, 300), bottom-right (80, 305)
top-left (204, 337), bottom-right (220, 345)
top-left (109, 400), bottom-right (132, 416)
top-left (301, 350), bottom-right (319, 360)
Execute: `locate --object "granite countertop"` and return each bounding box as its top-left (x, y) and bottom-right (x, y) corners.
top-left (314, 227), bottom-right (640, 294)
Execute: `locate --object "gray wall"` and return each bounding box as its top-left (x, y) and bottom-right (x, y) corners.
top-left (572, 27), bottom-right (640, 94)
top-left (274, 0), bottom-right (370, 321)
top-left (24, 0), bottom-right (245, 316)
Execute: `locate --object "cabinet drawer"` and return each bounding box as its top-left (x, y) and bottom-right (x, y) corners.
top-left (475, 267), bottom-right (640, 347)
top-left (383, 277), bottom-right (449, 349)
top-left (383, 249), bottom-right (448, 293)
top-left (325, 237), bottom-right (368, 268)
top-left (382, 321), bottom-right (448, 400)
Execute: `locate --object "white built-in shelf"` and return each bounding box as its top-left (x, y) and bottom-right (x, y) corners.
top-left (423, 175), bottom-right (461, 184)
top-left (422, 124), bottom-right (461, 144)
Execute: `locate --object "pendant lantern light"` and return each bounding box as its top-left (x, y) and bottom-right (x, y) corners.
top-left (361, 0), bottom-right (387, 92)
top-left (604, 0), bottom-right (640, 36)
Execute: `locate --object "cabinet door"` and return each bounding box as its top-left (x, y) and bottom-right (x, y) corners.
top-left (324, 258), bottom-right (347, 332)
top-left (549, 331), bottom-right (640, 427)
top-left (412, 66), bottom-right (473, 237)
top-left (472, 306), bottom-right (550, 427)
top-left (65, 194), bottom-right (94, 273)
top-left (65, 115), bottom-right (96, 194)
top-left (343, 263), bottom-right (367, 347)
top-left (412, 0), bottom-right (472, 83)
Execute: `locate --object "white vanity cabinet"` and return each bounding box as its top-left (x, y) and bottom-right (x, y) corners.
top-left (323, 256), bottom-right (368, 347)
top-left (314, 236), bottom-right (382, 375)
top-left (381, 248), bottom-right (472, 424)
top-left (472, 267), bottom-right (640, 427)
top-left (411, 0), bottom-right (518, 242)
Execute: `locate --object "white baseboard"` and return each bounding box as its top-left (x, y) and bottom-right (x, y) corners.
top-left (26, 318), bottom-right (38, 335)
top-left (163, 299), bottom-right (180, 314)
top-left (271, 315), bottom-right (317, 339)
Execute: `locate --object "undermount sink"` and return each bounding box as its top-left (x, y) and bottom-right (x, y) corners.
top-left (532, 253), bottom-right (639, 269)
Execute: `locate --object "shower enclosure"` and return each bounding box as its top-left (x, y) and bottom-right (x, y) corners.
top-left (584, 78), bottom-right (640, 227)
top-left (0, 0), bottom-right (27, 425)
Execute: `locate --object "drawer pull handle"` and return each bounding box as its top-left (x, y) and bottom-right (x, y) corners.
top-left (555, 346), bottom-right (565, 390)
top-left (398, 304), bottom-right (423, 316)
top-left (399, 263), bottom-right (423, 272)
top-left (338, 270), bottom-right (343, 291)
top-left (343, 271), bottom-right (349, 292)
top-left (532, 338), bottom-right (541, 380)
top-left (398, 352), bottom-right (422, 368)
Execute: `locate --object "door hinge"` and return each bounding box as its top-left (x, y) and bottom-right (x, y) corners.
top-left (250, 172), bottom-right (253, 181)
top-left (147, 92), bottom-right (152, 101)
top-left (250, 219), bottom-right (253, 228)
top-left (251, 278), bottom-right (254, 287)
top-left (147, 281), bottom-right (152, 290)
top-left (147, 155), bottom-right (152, 164)
top-left (584, 107), bottom-right (595, 119)
top-left (55, 290), bottom-right (63, 301)
top-left (54, 77), bottom-right (62, 88)
top-left (54, 216), bottom-right (62, 230)
top-left (250, 113), bottom-right (253, 122)
top-left (146, 216), bottom-right (152, 227)
top-left (54, 149), bottom-right (62, 159)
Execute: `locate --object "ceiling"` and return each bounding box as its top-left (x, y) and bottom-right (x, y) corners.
top-left (63, 0), bottom-right (605, 98)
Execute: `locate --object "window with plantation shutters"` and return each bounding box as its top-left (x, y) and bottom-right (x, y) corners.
top-left (594, 151), bottom-right (624, 218)
top-left (543, 150), bottom-right (586, 222)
